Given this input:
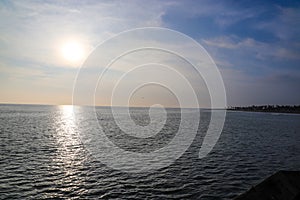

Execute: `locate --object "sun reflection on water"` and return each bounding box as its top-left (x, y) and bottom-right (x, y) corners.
top-left (53, 105), bottom-right (84, 176)
top-left (61, 105), bottom-right (75, 120)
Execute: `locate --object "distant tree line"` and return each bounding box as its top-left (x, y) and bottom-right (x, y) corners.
top-left (228, 105), bottom-right (300, 114)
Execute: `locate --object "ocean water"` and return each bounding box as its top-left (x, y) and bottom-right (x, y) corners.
top-left (0, 104), bottom-right (300, 199)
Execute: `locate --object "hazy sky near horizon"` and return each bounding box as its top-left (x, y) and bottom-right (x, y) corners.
top-left (0, 0), bottom-right (299, 106)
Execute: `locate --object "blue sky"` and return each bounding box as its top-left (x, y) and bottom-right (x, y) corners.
top-left (0, 0), bottom-right (299, 106)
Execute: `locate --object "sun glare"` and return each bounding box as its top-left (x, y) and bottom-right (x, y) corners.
top-left (61, 41), bottom-right (84, 63)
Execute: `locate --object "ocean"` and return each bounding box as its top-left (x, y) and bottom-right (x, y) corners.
top-left (0, 104), bottom-right (299, 199)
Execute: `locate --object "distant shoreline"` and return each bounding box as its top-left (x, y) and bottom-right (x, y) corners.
top-left (227, 105), bottom-right (300, 114)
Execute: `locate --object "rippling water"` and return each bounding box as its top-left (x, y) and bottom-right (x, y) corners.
top-left (0, 104), bottom-right (300, 199)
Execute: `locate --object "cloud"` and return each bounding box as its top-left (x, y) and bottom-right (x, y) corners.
top-left (0, 0), bottom-right (170, 69)
top-left (0, 0), bottom-right (191, 105)
top-left (162, 0), bottom-right (269, 29)
top-left (255, 6), bottom-right (300, 41)
top-left (203, 35), bottom-right (300, 63)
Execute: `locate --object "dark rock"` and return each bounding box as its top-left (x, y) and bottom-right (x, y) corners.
top-left (235, 171), bottom-right (300, 200)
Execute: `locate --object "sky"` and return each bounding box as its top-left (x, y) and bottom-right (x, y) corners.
top-left (0, 0), bottom-right (299, 107)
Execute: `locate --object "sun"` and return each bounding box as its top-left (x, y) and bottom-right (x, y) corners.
top-left (61, 41), bottom-right (84, 63)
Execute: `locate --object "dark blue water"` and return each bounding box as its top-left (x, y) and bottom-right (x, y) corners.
top-left (0, 104), bottom-right (300, 199)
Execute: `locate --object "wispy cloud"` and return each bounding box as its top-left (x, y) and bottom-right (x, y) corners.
top-left (203, 36), bottom-right (300, 61)
top-left (255, 6), bottom-right (300, 40)
top-left (0, 0), bottom-right (169, 69)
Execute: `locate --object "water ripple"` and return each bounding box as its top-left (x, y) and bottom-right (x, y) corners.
top-left (0, 105), bottom-right (300, 199)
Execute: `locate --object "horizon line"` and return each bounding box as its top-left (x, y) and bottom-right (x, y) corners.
top-left (1, 102), bottom-right (299, 109)
top-left (0, 102), bottom-right (228, 109)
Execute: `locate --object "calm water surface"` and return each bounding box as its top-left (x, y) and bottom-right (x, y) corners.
top-left (0, 104), bottom-right (300, 199)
